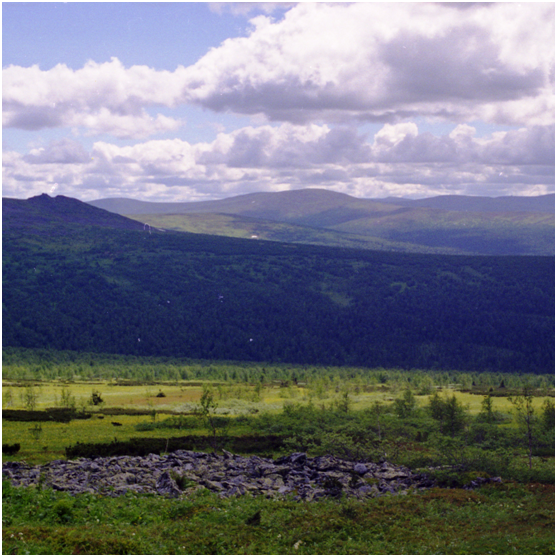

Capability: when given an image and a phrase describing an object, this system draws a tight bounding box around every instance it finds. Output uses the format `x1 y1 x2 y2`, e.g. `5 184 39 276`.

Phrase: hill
90 190 555 255
3 194 146 234
2 193 554 373
128 212 464 254
380 193 555 213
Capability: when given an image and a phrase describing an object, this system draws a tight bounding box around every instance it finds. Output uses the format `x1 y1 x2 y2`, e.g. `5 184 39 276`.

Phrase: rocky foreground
2 451 495 501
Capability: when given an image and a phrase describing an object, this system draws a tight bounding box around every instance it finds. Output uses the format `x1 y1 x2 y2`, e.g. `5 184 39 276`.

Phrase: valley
2 191 555 555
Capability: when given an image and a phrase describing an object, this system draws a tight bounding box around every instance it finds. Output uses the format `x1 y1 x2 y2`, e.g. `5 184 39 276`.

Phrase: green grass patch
2 480 554 555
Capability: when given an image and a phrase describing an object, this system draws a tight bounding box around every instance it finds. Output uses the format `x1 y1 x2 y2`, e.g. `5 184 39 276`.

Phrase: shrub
2 409 91 422
65 434 285 459
52 499 74 523
2 443 20 456
169 470 196 490
90 390 104 406
540 399 555 431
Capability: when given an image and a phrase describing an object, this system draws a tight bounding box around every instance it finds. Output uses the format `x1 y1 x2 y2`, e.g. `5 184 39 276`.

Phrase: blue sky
3 2 554 202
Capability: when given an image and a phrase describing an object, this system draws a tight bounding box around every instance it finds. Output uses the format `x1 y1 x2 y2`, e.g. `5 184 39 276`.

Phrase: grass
2 480 554 555
5 380 544 414
3 380 552 466
3 369 554 554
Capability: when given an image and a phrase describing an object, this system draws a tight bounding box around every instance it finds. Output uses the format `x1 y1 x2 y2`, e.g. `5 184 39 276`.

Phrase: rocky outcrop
2 451 489 500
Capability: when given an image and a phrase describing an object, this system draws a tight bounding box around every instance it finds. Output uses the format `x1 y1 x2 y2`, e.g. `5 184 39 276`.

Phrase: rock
354 463 367 475
380 470 409 480
290 453 307 466
203 480 225 491
156 471 181 497
2 451 450 501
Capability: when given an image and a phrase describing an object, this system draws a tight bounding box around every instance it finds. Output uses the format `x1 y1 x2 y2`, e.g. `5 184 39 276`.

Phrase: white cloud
23 138 91 164
3 59 184 138
370 123 555 166
209 3 297 16
181 3 555 126
3 3 553 141
3 123 553 201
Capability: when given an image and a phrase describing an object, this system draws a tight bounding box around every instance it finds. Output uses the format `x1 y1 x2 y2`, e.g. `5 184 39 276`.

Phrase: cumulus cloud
182 3 554 126
23 138 91 165
3 3 553 139
209 3 297 16
370 123 555 166
3 59 184 138
3 123 553 201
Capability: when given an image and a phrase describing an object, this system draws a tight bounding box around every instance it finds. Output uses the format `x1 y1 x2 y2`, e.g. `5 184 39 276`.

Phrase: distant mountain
90 189 556 216
379 194 555 213
3 194 145 234
130 212 465 255
90 189 555 255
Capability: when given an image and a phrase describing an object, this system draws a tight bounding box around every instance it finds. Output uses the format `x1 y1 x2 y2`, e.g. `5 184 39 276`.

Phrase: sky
2 2 555 202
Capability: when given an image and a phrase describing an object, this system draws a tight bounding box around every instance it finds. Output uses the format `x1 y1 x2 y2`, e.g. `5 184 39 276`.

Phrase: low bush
2 443 21 455
2 409 91 422
65 434 286 459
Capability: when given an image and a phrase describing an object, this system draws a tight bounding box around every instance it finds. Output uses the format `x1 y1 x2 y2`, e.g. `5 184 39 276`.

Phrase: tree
22 385 39 410
393 388 417 419
540 399 555 431
197 385 224 451
57 388 76 410
478 394 496 423
508 386 537 470
428 392 468 437
90 390 104 406
2 388 14 408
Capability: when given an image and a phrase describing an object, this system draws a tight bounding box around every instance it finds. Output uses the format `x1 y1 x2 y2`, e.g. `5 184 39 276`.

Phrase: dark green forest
3 209 554 372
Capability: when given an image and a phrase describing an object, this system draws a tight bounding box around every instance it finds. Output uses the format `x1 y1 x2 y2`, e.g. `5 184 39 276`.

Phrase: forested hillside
3 195 554 373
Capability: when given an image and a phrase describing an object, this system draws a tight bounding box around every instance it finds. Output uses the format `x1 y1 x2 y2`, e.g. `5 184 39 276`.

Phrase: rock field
2 451 495 500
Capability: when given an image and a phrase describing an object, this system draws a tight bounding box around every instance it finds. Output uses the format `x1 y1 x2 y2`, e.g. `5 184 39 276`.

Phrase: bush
65 434 286 459
393 388 417 419
427 469 492 489
2 443 21 456
2 409 91 422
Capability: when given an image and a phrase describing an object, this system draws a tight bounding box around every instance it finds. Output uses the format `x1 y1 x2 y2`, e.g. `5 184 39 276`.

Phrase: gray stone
354 463 367 475
5 450 485 501
156 471 181 497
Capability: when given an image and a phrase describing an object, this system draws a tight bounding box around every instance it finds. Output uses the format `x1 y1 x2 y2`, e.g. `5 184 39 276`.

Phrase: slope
3 194 554 373
4 194 146 235
90 189 554 255
132 212 464 254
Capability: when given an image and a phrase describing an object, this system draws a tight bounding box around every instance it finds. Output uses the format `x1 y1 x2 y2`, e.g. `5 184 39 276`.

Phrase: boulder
156 470 181 497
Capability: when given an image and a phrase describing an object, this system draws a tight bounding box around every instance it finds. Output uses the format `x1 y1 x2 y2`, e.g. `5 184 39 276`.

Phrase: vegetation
3 480 554 555
2 194 554 554
3 218 554 373
90 188 555 255
2 356 554 555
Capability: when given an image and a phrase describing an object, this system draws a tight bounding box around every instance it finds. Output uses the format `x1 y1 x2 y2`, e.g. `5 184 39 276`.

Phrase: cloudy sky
3 2 555 202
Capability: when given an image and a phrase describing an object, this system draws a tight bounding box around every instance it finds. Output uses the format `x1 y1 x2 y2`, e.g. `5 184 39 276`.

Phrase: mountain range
89 189 555 256
2 193 554 373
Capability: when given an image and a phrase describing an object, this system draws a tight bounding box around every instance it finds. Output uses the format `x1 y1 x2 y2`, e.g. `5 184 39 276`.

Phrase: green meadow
2 351 555 554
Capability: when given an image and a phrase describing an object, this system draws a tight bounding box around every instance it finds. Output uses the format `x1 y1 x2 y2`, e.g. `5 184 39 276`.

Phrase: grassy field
3 480 554 555
2 379 553 466
2 357 554 555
